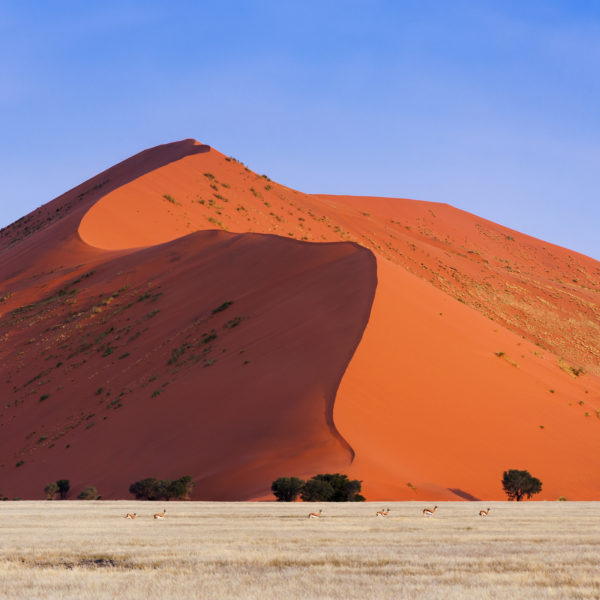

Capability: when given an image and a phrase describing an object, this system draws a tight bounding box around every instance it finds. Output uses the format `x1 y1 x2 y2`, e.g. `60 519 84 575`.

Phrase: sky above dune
1 0 599 259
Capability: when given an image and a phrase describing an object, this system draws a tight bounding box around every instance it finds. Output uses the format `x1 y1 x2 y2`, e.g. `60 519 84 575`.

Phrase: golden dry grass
0 501 599 599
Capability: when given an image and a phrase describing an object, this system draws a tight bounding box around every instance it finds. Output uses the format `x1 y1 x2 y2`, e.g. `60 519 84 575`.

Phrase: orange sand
1 139 599 500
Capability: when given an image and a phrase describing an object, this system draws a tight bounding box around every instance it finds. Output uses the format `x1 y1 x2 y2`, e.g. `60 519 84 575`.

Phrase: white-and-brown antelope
479 507 491 517
422 505 437 517
376 508 390 517
125 512 137 520
153 508 167 520
308 509 322 519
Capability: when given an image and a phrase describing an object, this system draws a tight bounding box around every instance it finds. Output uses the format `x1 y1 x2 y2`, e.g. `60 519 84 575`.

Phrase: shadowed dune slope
2 138 599 500
0 231 375 499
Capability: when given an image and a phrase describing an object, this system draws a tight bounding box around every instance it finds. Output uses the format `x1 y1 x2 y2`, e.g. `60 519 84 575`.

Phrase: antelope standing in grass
308 509 322 519
479 507 491 517
153 508 167 520
376 508 390 517
125 512 137 520
422 505 437 517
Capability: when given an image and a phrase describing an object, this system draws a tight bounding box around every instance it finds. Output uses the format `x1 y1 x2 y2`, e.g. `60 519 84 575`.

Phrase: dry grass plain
0 501 599 599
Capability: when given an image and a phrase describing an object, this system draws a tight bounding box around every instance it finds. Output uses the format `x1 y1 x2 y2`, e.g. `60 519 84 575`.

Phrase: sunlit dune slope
1 138 599 500
337 258 600 501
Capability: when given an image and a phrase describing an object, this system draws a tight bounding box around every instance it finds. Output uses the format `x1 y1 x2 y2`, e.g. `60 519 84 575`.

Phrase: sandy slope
78 147 600 376
1 139 599 500
0 140 376 500
0 230 375 500
337 258 600 500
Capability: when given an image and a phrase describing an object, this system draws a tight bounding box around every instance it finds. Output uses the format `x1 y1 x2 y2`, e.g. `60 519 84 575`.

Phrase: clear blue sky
2 0 599 259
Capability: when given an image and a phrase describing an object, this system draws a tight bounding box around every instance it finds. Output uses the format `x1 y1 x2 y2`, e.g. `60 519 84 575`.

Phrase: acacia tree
301 478 334 502
300 474 365 502
271 477 305 501
129 476 195 500
167 475 194 500
502 469 542 501
129 478 161 500
56 479 70 500
77 486 100 500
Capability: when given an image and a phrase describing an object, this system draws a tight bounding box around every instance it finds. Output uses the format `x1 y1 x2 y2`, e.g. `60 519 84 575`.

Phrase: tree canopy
300 473 364 502
44 482 59 500
502 469 542 501
271 477 305 501
77 486 100 500
129 476 194 500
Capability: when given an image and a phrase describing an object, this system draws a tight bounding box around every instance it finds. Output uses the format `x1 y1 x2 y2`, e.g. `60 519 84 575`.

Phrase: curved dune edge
75 145 380 484
2 138 599 500
77 145 226 250
0 228 377 499
336 258 600 500
75 140 600 499
77 144 600 380
0 139 379 499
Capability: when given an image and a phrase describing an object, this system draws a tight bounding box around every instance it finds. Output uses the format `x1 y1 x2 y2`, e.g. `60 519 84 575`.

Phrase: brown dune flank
1 139 599 500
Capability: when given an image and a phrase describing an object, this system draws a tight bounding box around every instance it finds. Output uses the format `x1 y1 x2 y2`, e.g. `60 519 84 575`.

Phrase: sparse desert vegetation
128 476 194 500
0 501 599 599
271 473 364 502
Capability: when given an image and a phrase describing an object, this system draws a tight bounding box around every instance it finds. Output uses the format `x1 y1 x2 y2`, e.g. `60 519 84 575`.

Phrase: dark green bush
57 479 70 500
271 477 305 501
44 482 59 500
77 486 100 500
129 476 194 500
300 474 364 502
168 475 194 500
300 478 334 502
212 301 233 314
44 479 70 499
129 478 161 500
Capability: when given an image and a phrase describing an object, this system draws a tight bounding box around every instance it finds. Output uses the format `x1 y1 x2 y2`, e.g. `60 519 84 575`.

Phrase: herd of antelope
308 506 491 519
124 506 492 521
125 508 166 520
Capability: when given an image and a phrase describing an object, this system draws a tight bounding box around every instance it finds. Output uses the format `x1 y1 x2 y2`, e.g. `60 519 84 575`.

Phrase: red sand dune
1 139 599 500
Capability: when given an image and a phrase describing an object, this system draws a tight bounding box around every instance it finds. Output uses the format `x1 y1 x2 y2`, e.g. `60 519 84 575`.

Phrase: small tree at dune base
167 475 194 500
502 469 542 501
77 486 100 500
44 480 69 500
129 476 195 500
271 477 305 501
56 479 70 500
300 474 365 502
301 478 334 502
44 482 59 500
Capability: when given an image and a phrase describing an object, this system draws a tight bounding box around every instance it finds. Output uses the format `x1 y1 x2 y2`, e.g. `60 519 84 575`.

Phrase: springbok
308 509 322 519
125 512 137 520
422 505 437 517
376 508 390 517
153 508 167 520
479 507 491 517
